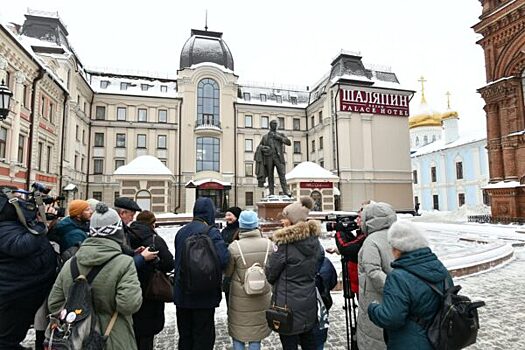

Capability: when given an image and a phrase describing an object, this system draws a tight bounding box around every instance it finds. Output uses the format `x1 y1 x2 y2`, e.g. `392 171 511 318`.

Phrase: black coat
266 220 323 335
129 221 174 336
0 221 57 304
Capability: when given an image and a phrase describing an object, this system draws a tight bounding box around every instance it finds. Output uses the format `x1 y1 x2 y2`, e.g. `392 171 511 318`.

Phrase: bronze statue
255 120 291 196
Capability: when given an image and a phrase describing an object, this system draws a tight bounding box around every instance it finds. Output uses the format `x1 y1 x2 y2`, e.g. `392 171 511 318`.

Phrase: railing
468 215 525 225
195 118 221 130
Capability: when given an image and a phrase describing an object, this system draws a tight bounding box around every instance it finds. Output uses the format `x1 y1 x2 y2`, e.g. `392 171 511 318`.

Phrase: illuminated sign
339 88 410 116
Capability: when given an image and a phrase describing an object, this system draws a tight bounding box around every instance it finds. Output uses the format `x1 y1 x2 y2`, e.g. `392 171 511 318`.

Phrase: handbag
266 246 293 333
144 234 174 302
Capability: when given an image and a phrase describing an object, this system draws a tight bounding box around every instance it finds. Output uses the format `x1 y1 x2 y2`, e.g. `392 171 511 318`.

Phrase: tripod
341 257 359 350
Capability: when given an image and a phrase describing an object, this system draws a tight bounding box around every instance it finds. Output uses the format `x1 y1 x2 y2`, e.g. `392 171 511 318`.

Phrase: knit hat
226 206 242 220
86 198 99 211
282 196 313 224
387 221 429 253
89 202 124 243
239 210 259 229
136 210 156 225
69 200 90 218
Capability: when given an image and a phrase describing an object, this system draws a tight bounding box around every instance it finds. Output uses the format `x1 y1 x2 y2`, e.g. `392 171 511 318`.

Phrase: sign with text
300 182 333 189
339 88 410 116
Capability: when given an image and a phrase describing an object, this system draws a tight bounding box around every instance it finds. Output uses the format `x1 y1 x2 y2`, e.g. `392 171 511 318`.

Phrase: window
81 157 84 172
38 142 43 170
245 163 254 177
94 133 104 147
92 191 102 201
276 95 282 103
120 82 128 91
278 117 285 130
413 170 418 184
415 136 420 147
456 161 463 180
116 133 126 148
196 137 220 172
260 94 267 102
17 135 25 164
432 135 436 142
100 80 109 89
82 130 85 144
243 92 251 101
261 116 269 129
141 84 150 91
483 191 490 206
431 166 437 182
458 193 465 206
95 106 106 120
245 115 253 128
433 194 439 210
0 127 7 159
138 108 148 122
158 109 167 123
49 103 54 124
22 85 29 108
424 135 428 144
197 79 220 127
41 96 46 117
46 146 52 173
312 140 316 152
157 135 167 149
290 96 297 105
75 125 79 140
93 159 104 174
245 139 253 152
310 116 315 128
117 107 127 121
137 134 147 148
115 159 125 170
293 118 300 131
245 191 254 206
74 155 78 171
319 136 323 150
160 85 167 93
293 141 301 154
319 111 323 124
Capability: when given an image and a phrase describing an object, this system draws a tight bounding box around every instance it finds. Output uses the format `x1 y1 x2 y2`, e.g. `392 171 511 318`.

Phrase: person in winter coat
50 199 92 252
221 206 242 305
173 197 230 350
48 202 143 350
0 187 57 350
368 221 452 350
129 211 174 350
313 257 338 350
224 210 272 350
357 201 397 350
266 196 323 350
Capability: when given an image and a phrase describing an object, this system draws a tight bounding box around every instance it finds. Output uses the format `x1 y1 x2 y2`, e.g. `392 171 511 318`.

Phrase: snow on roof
185 178 231 187
188 61 235 74
90 74 179 98
411 133 486 157
114 155 173 175
508 129 525 137
482 181 522 189
286 161 339 180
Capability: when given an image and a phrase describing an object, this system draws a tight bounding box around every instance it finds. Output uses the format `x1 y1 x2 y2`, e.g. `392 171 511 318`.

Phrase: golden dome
441 110 459 121
408 113 442 129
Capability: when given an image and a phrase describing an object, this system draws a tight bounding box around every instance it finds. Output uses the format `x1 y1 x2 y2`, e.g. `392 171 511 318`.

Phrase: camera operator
0 185 57 350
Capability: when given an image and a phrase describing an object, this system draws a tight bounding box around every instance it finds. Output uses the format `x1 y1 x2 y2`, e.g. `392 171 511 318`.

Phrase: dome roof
409 100 442 129
180 29 234 71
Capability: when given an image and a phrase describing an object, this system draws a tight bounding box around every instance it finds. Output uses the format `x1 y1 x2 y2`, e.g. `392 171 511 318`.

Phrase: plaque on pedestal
256 195 294 233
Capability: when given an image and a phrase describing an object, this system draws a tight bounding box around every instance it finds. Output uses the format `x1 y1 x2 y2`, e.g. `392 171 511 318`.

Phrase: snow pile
286 161 339 180
114 155 173 175
412 204 491 223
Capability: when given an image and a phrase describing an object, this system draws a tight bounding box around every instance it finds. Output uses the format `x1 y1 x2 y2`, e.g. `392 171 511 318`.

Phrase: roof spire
205 9 208 31
418 75 427 104
445 91 452 109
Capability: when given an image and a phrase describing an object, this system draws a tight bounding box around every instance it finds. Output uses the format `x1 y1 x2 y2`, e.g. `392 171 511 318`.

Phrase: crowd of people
0 184 452 350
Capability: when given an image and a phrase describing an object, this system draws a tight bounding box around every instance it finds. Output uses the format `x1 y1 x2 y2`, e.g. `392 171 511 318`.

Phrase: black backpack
180 225 222 294
408 274 485 350
44 255 118 350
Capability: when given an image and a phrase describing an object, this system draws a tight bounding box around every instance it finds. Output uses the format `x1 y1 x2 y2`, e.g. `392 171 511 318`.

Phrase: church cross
445 91 452 109
418 76 427 103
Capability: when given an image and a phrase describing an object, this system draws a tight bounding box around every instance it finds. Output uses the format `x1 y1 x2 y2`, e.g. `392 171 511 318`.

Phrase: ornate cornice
478 77 521 103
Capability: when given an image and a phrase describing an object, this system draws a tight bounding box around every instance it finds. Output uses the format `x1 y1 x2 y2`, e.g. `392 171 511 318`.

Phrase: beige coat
224 229 272 342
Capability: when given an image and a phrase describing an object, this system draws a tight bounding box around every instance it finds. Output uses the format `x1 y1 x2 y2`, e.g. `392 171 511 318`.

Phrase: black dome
180 29 234 71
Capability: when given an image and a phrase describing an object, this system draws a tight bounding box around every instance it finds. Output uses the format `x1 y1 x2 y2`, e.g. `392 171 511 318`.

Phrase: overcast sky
2 0 487 136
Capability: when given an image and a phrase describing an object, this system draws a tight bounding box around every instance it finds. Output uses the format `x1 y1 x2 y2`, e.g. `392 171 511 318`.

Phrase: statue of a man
255 120 291 196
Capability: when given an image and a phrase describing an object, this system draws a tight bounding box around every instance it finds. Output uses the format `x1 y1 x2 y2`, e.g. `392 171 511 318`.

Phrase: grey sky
1 0 487 136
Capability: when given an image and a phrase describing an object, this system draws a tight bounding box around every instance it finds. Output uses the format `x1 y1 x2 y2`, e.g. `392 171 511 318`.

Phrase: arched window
136 190 152 211
197 78 220 126
196 137 220 172
423 135 428 144
432 135 436 142
415 136 420 146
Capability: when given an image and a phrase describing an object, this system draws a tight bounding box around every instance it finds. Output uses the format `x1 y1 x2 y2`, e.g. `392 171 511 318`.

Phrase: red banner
199 182 224 190
339 88 409 116
300 182 333 189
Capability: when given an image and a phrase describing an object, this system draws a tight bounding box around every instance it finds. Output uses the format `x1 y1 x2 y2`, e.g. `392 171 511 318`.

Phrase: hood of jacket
55 216 89 234
272 220 321 255
75 236 123 267
193 197 216 226
361 202 397 235
391 247 449 284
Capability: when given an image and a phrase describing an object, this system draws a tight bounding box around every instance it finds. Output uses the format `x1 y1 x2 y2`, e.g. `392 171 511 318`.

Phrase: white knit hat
387 220 429 253
89 202 123 241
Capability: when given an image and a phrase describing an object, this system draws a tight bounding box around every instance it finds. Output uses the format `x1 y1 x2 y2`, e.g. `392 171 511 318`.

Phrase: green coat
224 229 272 342
48 237 143 350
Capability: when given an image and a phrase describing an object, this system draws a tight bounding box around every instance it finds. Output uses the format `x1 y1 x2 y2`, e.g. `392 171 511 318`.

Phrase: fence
468 215 525 225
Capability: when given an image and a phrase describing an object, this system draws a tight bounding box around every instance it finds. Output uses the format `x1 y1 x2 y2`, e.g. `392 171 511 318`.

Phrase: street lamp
0 80 13 121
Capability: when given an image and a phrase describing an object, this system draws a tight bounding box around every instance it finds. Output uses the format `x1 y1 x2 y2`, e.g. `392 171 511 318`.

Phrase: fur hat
68 200 90 218
239 210 259 229
226 206 242 220
136 210 156 225
90 202 124 244
282 196 313 225
387 220 429 253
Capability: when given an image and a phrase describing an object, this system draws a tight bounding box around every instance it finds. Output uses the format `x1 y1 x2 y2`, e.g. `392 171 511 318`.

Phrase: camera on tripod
325 214 359 233
28 182 66 220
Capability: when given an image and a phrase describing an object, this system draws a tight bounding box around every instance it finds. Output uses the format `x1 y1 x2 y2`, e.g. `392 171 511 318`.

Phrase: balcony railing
195 118 221 131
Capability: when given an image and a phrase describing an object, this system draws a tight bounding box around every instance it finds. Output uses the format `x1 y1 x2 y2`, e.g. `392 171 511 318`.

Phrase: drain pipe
174 99 183 213
26 68 45 190
85 93 95 199
58 91 69 192
233 102 238 206
334 83 341 180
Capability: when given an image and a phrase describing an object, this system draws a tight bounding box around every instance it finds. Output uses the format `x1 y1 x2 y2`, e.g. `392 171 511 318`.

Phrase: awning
63 184 77 191
185 178 232 190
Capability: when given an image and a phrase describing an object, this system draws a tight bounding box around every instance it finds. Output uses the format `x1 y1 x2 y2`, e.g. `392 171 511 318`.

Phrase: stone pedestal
256 201 289 221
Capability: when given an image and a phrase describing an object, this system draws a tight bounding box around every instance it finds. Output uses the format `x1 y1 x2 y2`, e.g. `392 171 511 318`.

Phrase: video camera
325 214 359 234
26 183 66 220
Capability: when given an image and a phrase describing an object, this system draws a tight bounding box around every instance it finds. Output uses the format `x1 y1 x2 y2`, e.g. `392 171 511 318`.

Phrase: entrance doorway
197 189 228 215
136 190 152 211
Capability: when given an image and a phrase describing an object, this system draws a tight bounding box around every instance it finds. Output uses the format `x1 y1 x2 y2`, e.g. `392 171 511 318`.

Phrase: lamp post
0 80 13 121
